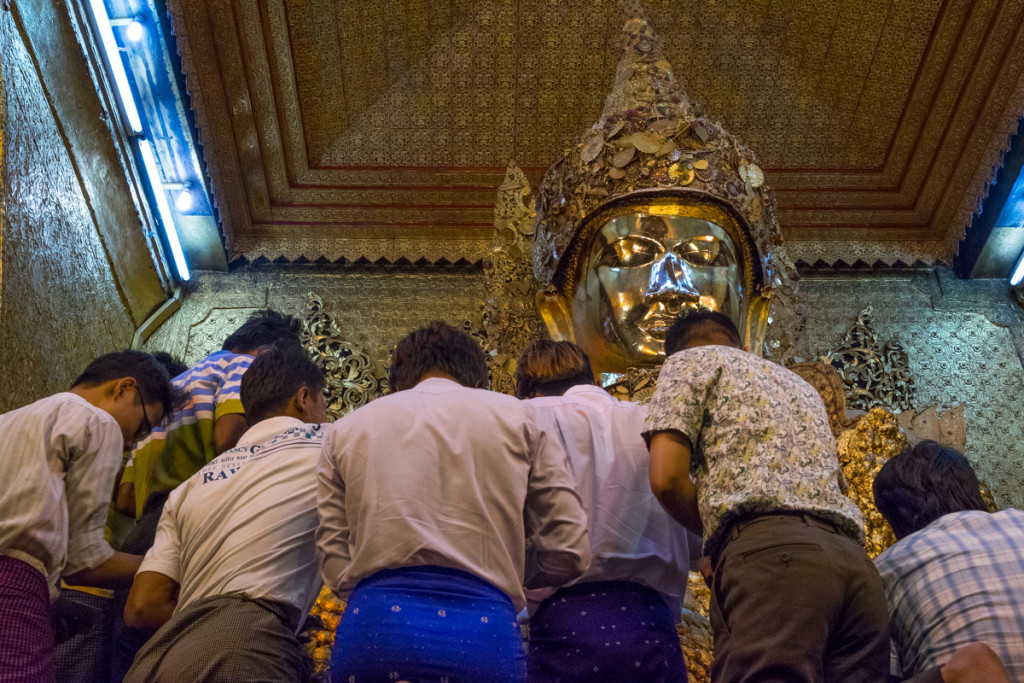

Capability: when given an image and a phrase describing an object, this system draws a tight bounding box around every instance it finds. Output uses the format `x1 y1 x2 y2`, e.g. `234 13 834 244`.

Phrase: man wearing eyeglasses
0 350 178 682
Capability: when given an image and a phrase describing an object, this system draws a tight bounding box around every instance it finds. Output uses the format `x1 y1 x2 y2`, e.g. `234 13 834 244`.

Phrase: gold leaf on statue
656 140 676 156
648 119 677 136
668 163 694 185
632 133 663 154
581 134 604 163
612 147 636 167
746 163 765 187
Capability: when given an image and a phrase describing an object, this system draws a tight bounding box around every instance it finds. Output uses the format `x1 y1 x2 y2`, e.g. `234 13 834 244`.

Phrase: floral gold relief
837 408 905 559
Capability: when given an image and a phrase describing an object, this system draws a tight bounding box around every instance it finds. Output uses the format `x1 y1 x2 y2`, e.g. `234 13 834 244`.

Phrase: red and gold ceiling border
165 1 1024 267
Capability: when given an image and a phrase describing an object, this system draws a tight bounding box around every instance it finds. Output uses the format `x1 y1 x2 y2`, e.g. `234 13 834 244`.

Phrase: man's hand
940 642 1009 683
115 482 136 517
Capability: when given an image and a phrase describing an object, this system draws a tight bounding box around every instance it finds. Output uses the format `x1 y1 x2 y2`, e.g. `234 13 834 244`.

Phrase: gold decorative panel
165 0 1024 267
143 269 486 371
300 293 387 419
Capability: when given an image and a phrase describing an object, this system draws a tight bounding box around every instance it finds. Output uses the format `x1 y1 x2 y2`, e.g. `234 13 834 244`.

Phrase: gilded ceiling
166 0 1024 268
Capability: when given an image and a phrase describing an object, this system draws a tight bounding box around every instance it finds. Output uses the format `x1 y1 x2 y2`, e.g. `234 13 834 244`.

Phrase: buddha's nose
647 252 697 300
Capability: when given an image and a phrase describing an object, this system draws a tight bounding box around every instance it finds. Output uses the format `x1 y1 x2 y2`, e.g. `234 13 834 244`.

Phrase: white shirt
140 416 325 631
317 377 591 611
0 393 122 597
526 385 693 613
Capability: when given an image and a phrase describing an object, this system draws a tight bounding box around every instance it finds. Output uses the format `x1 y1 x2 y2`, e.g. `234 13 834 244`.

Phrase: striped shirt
874 509 1024 679
0 393 122 597
122 351 252 518
140 417 326 632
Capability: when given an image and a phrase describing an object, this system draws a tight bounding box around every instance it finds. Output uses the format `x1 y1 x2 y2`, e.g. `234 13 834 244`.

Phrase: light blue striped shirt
874 509 1024 678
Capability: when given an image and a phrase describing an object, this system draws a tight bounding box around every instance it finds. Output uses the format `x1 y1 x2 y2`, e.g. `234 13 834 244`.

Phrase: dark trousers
124 594 309 683
53 589 113 683
529 580 687 683
113 492 169 681
709 513 890 683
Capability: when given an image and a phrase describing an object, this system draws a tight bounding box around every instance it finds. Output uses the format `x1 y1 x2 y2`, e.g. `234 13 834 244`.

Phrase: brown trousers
709 513 890 683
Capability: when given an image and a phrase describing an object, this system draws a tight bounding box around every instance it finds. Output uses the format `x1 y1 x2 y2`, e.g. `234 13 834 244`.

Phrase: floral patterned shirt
643 344 864 558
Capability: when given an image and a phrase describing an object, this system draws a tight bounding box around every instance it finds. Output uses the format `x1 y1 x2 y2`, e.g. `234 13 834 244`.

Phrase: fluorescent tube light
1011 251 1024 286
88 0 143 133
139 140 190 281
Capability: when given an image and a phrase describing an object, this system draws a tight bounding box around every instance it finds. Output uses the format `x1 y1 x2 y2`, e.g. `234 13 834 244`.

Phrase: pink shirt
316 377 591 611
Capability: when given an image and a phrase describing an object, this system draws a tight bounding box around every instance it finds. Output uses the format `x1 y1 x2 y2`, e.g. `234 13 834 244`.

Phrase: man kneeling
516 340 695 682
873 441 1021 682
644 311 890 682
123 342 329 683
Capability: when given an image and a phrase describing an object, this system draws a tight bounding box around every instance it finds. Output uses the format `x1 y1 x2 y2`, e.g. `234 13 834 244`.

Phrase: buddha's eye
597 237 661 268
675 237 733 267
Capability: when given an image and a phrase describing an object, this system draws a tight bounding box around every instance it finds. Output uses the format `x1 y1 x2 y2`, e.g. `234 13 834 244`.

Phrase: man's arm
648 430 703 536
212 413 248 455
63 416 134 585
522 416 591 590
64 551 142 588
316 436 353 594
124 492 183 629
895 643 1010 683
115 482 136 517
124 571 180 630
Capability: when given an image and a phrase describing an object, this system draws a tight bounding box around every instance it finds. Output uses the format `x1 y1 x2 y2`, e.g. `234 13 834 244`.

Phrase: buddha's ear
743 294 772 357
535 287 576 342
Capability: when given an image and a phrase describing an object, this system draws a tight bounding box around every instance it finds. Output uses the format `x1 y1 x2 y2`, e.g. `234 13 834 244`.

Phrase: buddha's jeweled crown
533 0 791 296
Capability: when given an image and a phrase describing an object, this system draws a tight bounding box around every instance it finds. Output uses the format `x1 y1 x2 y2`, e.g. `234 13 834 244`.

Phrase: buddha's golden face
565 213 744 371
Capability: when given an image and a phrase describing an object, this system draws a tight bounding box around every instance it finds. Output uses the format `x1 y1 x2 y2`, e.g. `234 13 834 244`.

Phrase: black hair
221 309 302 354
515 340 595 399
151 351 188 379
873 440 989 539
239 342 325 424
388 321 489 391
71 350 179 416
664 309 742 356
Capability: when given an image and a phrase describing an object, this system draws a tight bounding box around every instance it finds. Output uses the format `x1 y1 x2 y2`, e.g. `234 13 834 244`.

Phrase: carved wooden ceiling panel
167 0 1024 267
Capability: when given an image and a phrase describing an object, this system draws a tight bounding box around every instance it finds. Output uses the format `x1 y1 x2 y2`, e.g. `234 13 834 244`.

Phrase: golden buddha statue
529 0 801 379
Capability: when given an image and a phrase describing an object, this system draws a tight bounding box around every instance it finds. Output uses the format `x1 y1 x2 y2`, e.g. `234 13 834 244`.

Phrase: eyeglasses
135 389 154 443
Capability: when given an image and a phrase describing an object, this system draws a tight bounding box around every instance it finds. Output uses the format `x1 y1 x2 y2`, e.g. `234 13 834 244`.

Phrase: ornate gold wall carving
820 306 914 413
144 269 486 371
145 268 1024 513
483 162 545 395
300 293 387 419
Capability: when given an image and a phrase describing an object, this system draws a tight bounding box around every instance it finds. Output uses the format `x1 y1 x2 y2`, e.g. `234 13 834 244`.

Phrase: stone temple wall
0 0 170 413
799 270 1024 510
144 266 1024 509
